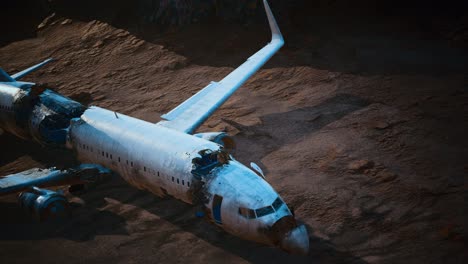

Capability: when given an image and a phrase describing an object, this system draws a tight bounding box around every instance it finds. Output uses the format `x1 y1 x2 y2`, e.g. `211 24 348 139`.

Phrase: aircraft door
212 194 223 225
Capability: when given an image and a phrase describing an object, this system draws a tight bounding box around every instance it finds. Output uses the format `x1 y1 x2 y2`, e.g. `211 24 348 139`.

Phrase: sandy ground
0 13 467 264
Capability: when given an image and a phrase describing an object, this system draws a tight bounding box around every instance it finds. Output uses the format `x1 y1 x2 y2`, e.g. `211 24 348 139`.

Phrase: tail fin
0 68 14 82
10 58 53 81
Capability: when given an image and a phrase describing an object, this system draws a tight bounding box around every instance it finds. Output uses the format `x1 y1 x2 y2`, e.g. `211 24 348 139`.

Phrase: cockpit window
238 196 285 219
272 197 284 211
255 205 274 218
238 207 256 219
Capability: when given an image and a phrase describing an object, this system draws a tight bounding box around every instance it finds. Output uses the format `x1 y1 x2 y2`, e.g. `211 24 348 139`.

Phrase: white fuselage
68 106 221 204
67 106 301 247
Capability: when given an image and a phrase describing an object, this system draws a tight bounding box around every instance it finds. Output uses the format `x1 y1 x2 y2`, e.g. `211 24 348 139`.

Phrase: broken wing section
157 0 284 134
0 164 111 196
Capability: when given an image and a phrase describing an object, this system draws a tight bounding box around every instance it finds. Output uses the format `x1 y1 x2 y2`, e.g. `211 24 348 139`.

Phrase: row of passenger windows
77 142 191 187
0 104 13 111
238 197 284 219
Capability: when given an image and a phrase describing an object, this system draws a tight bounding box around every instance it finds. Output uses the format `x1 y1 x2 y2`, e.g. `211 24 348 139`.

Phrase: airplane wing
0 164 111 196
10 58 53 81
157 0 284 134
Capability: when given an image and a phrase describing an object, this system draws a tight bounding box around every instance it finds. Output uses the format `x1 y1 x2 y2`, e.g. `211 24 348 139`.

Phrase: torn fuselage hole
191 149 230 178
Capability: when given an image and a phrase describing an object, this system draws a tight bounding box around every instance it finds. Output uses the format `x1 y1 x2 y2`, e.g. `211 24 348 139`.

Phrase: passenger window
144 167 146 172
157 172 160 177
102 151 104 156
172 177 174 182
187 182 190 187
110 154 112 159
131 162 133 167
118 157 120 162
106 152 108 158
177 179 179 184
182 180 185 185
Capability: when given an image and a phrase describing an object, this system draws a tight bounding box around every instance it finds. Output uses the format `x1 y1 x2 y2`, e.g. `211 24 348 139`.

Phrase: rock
374 121 389 130
62 60 72 66
351 207 362 219
93 40 104 48
378 170 398 183
37 13 56 30
61 19 73 25
348 159 374 173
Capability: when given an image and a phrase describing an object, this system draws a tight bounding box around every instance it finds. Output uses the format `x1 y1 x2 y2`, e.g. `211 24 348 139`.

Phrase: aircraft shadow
0 197 129 242
0 172 364 262
227 93 370 166
0 134 77 172
99 177 366 264
36 0 468 75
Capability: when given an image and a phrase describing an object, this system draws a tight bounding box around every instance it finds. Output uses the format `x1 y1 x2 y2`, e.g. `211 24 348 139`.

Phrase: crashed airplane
0 0 309 255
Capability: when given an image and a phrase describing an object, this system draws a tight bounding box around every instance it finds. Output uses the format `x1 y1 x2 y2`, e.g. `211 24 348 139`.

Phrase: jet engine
194 132 236 152
18 187 70 221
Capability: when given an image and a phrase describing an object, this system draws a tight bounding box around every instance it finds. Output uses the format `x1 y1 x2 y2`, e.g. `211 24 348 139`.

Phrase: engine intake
18 187 70 221
194 132 236 152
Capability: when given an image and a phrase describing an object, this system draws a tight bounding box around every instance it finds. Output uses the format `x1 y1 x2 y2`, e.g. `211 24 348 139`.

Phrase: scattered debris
61 19 73 25
37 13 56 30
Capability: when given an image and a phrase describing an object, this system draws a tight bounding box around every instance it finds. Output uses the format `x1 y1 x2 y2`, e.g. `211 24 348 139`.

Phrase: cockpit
238 196 284 219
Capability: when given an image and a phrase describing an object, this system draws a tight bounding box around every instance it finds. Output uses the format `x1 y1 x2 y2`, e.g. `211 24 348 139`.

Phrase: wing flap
157 0 283 134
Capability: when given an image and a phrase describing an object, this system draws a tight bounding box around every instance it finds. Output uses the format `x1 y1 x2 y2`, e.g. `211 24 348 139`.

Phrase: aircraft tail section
0 68 14 82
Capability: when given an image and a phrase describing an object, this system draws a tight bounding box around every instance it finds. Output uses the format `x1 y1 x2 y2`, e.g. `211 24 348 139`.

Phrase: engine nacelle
193 132 236 152
18 187 70 221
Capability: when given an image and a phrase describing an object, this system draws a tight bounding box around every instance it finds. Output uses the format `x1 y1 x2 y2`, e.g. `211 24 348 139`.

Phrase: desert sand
0 4 467 263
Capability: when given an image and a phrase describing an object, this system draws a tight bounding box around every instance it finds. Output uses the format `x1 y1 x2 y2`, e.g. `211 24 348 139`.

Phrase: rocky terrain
0 1 467 263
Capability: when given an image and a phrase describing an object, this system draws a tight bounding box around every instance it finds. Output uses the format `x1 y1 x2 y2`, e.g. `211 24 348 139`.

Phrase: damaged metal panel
29 89 85 145
0 164 111 196
0 83 85 145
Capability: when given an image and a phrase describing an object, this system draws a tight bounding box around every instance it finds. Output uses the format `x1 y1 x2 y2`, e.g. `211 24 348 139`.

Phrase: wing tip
263 0 284 44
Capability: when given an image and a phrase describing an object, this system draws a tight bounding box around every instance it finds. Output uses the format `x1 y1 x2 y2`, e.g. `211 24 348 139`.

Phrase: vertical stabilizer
0 68 14 82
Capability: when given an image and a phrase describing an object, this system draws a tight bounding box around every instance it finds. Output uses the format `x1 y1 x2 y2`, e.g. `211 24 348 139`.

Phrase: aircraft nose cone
280 224 309 255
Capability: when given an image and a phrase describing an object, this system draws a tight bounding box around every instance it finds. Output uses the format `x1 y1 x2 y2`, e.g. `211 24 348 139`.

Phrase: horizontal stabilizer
11 58 53 81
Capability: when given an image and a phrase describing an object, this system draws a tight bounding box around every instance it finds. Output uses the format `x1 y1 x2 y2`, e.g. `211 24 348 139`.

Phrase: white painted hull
68 106 221 204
